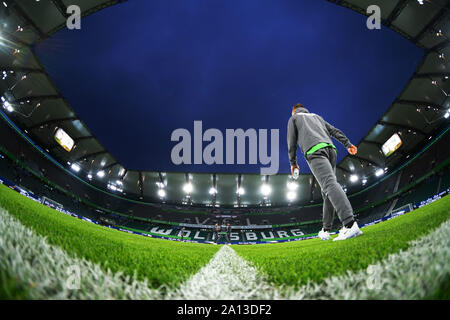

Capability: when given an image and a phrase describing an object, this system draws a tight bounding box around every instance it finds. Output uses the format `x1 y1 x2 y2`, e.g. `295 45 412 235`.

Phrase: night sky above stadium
34 0 423 174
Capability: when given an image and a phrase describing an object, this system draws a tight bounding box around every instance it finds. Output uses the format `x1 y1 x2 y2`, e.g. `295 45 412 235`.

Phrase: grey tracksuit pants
306 147 354 229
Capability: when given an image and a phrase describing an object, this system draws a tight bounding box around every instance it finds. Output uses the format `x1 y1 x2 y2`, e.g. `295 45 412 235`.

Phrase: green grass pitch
233 194 450 289
0 184 219 290
0 183 449 299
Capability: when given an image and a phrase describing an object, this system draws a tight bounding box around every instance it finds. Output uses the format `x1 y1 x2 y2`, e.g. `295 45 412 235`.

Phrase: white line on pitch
165 245 283 300
2 205 449 300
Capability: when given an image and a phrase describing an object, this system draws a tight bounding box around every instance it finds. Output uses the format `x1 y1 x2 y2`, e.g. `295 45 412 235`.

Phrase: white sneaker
318 229 330 240
333 222 362 241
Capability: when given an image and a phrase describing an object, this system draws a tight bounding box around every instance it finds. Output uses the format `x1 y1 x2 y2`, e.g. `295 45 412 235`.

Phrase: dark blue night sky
34 0 423 174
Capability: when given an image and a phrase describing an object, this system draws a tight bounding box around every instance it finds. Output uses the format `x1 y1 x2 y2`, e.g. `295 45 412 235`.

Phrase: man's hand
291 164 299 175
348 145 358 155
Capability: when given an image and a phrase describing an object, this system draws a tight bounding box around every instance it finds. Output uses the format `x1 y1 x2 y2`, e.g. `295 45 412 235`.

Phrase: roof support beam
158 172 164 183
48 143 63 152
378 120 428 136
0 67 45 74
138 171 144 199
10 0 48 40
28 117 78 130
413 73 450 80
14 95 61 104
394 148 407 158
236 174 242 207
51 0 70 19
337 165 352 174
121 169 128 179
74 135 94 142
396 99 445 110
385 0 410 27
349 155 382 168
73 150 108 163
0 28 31 47
102 162 118 171
211 173 217 206
361 139 383 148
429 39 450 53
309 175 316 203
413 3 450 44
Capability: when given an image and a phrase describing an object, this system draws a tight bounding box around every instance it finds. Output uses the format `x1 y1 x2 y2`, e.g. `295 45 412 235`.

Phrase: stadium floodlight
2 100 13 112
287 181 298 191
417 0 424 4
157 189 166 198
156 181 165 189
107 183 122 193
97 170 105 178
445 110 450 119
5 103 13 113
87 174 93 180
286 191 296 201
209 187 217 195
260 183 271 197
349 174 359 183
236 187 245 196
362 178 368 185
116 180 123 186
70 163 81 173
375 168 384 177
183 182 193 194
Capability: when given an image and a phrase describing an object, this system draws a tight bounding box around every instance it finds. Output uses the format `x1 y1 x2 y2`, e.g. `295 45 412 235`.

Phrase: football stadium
0 0 450 303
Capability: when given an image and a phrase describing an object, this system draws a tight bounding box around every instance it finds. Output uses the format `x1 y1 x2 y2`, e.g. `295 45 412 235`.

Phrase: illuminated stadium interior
0 0 449 242
1 1 450 304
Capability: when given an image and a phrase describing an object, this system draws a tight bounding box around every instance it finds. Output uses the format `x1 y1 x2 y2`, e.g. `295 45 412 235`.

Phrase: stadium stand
1 111 449 242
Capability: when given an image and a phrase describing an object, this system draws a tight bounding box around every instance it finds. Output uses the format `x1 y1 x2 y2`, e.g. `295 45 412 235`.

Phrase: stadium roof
0 0 449 207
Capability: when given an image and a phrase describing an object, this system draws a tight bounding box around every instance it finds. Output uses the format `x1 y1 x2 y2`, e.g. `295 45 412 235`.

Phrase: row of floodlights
69 166 385 202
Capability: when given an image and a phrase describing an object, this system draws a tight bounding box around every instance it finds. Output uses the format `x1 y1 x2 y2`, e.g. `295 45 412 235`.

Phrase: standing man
180 226 186 242
287 103 362 241
213 223 221 244
225 223 232 245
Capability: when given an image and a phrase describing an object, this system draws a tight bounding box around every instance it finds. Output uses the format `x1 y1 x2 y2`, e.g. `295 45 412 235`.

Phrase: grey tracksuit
287 107 354 229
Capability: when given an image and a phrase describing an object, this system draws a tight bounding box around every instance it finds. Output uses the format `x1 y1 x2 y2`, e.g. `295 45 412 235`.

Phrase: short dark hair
292 103 305 111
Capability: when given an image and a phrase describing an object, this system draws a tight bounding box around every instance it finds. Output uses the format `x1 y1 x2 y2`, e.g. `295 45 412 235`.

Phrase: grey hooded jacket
287 107 352 166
